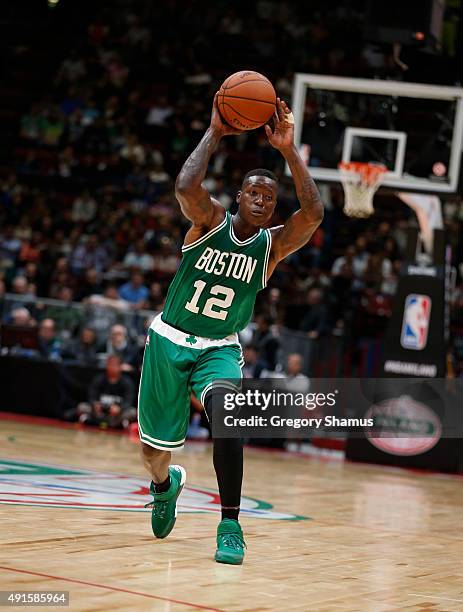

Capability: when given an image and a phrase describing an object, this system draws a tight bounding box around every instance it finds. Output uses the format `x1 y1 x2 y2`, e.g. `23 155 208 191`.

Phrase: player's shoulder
198 198 227 231
183 200 227 249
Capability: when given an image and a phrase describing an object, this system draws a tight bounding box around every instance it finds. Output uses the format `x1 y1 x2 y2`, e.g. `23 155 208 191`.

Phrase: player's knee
140 442 169 463
204 387 231 424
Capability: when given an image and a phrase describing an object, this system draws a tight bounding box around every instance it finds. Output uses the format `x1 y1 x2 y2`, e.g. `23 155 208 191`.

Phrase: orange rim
338 162 387 186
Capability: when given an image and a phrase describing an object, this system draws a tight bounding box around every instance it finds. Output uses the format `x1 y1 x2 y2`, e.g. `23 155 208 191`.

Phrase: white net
339 162 387 218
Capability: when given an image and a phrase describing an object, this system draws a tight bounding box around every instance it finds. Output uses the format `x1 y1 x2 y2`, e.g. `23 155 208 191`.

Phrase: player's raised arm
265 98 324 265
175 93 241 229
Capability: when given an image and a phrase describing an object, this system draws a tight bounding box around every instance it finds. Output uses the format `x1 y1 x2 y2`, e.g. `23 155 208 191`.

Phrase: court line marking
408 594 463 604
0 566 226 612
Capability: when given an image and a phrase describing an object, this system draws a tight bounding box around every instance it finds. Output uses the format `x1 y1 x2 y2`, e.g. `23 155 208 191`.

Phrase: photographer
75 354 136 428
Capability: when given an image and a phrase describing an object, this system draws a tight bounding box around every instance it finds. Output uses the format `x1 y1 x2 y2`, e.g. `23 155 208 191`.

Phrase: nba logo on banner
400 294 432 350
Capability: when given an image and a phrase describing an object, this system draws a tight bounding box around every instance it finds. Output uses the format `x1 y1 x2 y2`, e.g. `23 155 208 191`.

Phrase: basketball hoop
338 162 387 218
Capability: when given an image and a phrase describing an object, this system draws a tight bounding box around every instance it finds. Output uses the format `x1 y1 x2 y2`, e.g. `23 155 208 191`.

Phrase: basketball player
139 95 323 564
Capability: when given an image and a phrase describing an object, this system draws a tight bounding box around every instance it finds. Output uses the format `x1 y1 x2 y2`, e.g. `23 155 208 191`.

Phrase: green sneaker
145 465 186 539
215 519 246 565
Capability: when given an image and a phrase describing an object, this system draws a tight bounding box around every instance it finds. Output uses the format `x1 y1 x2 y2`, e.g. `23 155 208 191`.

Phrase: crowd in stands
1 0 463 400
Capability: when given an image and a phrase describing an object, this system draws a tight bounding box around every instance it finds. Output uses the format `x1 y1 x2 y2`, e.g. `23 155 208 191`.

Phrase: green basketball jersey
162 211 271 339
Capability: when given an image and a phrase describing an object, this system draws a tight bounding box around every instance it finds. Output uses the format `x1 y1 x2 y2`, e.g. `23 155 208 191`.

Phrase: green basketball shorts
138 314 243 451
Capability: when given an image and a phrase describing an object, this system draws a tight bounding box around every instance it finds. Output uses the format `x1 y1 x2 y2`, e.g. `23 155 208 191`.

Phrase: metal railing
1 293 383 376
0 293 158 343
276 327 382 378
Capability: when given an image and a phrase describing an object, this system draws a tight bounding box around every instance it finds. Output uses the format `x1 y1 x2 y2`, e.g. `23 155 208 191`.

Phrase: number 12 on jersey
185 280 235 320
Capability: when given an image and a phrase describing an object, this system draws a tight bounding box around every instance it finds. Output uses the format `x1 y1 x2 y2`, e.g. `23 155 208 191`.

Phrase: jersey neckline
228 212 263 246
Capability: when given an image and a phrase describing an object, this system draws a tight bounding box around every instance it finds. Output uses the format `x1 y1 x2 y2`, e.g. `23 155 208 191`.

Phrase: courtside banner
209 378 462 441
380 266 447 378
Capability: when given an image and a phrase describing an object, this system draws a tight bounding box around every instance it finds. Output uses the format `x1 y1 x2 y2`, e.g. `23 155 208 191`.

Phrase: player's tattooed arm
175 127 222 227
175 93 241 229
265 98 324 265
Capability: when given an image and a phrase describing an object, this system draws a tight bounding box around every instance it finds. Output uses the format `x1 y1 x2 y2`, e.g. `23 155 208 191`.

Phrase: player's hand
265 98 294 150
210 92 243 137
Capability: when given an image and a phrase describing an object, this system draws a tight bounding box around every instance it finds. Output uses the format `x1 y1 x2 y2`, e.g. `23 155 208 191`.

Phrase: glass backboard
291 74 463 193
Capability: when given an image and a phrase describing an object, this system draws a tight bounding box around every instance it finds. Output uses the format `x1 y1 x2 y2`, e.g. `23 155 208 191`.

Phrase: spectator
298 267 331 293
299 288 328 339
122 239 154 272
120 135 146 166
38 318 62 360
145 95 173 127
118 271 149 307
363 253 392 291
56 51 86 84
148 159 171 185
41 108 65 147
71 190 97 223
151 237 180 280
49 257 74 298
75 267 102 301
332 245 366 278
126 15 151 49
70 234 109 276
18 232 43 265
284 353 310 393
98 323 138 370
0 225 21 269
14 216 32 241
252 315 280 376
22 262 42 292
266 287 284 322
6 276 36 320
242 344 259 378
106 53 129 89
62 326 98 366
10 306 36 327
73 355 136 428
354 235 369 265
41 286 83 338
19 105 44 143
147 281 164 311
84 284 128 340
11 276 31 296
381 259 401 295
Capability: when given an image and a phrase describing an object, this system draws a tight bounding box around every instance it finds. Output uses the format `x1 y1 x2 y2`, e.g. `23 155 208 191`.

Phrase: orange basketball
218 71 276 131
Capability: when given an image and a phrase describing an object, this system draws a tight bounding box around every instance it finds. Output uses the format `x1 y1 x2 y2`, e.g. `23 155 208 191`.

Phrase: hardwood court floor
1 417 463 612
